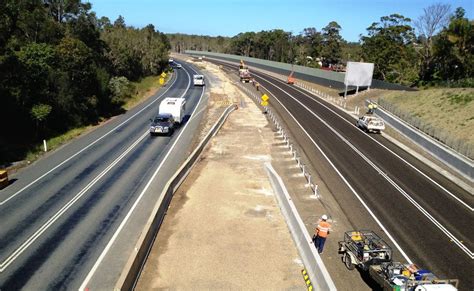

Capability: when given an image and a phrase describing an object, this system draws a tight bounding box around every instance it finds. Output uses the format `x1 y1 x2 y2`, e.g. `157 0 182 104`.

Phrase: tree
108 76 133 106
321 21 343 66
361 14 418 85
414 3 451 81
431 7 474 82
31 103 52 138
113 15 125 29
229 32 255 57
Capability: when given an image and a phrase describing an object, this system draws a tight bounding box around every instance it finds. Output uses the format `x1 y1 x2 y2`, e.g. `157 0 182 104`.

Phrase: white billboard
344 62 374 87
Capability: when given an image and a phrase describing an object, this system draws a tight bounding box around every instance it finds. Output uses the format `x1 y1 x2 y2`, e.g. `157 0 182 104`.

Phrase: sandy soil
135 60 305 290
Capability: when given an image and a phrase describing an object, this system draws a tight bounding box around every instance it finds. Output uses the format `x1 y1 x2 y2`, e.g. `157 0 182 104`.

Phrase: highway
212 59 473 290
0 61 207 290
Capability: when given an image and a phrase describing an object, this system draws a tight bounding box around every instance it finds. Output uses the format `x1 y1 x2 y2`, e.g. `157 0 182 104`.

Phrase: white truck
357 115 385 133
193 74 205 86
150 97 186 136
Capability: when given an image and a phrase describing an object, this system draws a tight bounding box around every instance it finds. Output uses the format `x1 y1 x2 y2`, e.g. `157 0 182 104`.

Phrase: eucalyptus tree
361 14 418 85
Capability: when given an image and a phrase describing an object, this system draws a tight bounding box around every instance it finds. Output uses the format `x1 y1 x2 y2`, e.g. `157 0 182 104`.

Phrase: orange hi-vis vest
316 221 331 238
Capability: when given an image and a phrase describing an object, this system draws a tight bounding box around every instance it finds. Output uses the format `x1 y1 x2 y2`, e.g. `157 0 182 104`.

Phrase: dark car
150 113 175 136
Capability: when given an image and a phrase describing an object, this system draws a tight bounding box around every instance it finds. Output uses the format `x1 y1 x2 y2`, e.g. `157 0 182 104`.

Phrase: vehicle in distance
169 58 174 63
193 74 205 86
357 115 385 133
175 63 182 69
150 114 175 136
239 60 251 83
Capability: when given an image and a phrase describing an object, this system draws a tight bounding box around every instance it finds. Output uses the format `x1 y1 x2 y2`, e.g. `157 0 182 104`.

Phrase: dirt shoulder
135 60 305 290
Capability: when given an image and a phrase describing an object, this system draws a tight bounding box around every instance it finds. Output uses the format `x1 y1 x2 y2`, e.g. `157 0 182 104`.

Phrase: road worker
368 103 374 114
313 214 331 254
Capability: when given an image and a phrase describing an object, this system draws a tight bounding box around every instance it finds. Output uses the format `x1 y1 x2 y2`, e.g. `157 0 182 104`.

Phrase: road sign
161 72 167 78
159 77 164 85
261 94 269 101
261 100 268 106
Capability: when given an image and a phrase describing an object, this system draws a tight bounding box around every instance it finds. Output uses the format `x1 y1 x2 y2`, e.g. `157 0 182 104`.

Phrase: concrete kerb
114 104 237 291
265 162 336 291
374 104 474 186
294 80 473 194
226 56 473 195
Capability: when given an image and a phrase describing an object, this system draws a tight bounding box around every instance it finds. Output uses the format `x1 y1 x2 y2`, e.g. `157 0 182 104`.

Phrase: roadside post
160 72 166 86
261 93 269 114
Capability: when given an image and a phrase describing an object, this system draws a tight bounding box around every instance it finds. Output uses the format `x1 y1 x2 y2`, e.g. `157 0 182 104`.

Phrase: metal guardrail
185 50 414 91
265 163 337 291
375 105 473 181
115 104 238 290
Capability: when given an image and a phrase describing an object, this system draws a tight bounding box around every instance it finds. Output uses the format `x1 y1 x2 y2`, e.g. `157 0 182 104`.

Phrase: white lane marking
0 131 149 272
177 61 191 98
78 67 206 290
266 72 473 211
258 75 473 259
253 79 414 263
0 74 179 206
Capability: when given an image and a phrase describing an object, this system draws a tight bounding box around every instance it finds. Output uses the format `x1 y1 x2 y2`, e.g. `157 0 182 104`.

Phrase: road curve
212 59 473 290
0 62 207 290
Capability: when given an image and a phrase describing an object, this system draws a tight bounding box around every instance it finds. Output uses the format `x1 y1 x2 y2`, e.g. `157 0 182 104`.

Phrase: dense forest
168 4 473 87
0 0 170 162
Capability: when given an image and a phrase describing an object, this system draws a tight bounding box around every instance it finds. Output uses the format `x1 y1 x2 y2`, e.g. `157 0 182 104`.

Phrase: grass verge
378 88 474 159
3 74 170 170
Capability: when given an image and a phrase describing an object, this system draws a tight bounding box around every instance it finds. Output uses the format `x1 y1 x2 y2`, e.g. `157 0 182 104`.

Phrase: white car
175 63 182 69
357 115 385 133
193 74 205 86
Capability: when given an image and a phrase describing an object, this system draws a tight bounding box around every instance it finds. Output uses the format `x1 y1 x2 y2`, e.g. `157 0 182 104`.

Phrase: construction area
136 61 306 290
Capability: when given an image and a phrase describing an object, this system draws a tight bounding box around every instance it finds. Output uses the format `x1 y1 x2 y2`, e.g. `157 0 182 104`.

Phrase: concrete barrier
265 163 337 291
185 50 414 91
375 106 473 182
115 105 237 290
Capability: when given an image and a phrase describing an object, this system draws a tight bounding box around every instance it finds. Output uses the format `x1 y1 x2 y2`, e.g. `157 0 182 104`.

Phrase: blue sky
88 0 473 42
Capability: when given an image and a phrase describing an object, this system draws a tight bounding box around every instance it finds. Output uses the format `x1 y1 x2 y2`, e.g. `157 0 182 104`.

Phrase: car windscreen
154 116 170 122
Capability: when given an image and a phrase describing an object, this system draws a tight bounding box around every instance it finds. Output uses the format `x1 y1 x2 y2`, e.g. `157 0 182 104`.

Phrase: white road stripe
252 78 413 264
0 131 149 272
286 79 473 212
78 63 206 290
258 75 473 259
0 74 179 206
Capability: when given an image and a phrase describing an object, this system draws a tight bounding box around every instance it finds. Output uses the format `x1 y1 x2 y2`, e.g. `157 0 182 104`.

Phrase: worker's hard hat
321 214 328 220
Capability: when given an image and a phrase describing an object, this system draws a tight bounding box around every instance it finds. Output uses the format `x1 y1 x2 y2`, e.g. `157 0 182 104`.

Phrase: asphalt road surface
212 59 473 290
0 61 207 290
